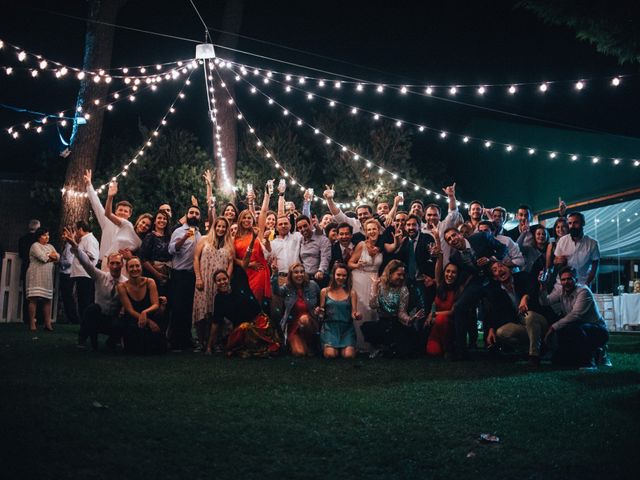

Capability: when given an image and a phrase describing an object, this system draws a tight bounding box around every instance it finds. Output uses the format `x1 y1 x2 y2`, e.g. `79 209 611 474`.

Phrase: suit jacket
449 231 508 280
395 232 436 280
506 224 538 243
485 271 541 330
329 242 354 273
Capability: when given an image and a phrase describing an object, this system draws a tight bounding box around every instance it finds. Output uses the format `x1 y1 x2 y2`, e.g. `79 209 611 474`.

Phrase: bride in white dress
348 218 383 352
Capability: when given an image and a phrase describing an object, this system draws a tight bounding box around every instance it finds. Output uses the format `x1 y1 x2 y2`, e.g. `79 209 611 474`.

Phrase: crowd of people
19 168 610 368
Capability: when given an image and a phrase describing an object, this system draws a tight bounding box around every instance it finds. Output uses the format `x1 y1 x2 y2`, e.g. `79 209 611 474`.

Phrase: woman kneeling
117 257 166 354
318 263 359 359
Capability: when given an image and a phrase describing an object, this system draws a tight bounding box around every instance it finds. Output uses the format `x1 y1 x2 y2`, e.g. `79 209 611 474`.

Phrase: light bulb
571 154 578 161
449 86 457 95
425 86 433 95
611 77 620 86
477 86 485 95
549 152 557 159
508 85 516 94
484 141 491 148
463 136 469 143
528 148 536 155
539 83 548 92
575 81 584 90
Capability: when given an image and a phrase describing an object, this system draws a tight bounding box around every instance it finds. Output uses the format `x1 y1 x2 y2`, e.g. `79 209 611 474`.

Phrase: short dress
320 295 356 348
26 243 57 300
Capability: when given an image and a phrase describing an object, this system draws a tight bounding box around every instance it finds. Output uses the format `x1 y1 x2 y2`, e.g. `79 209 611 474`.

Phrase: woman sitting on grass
317 263 359 359
117 257 166 354
207 269 280 357
271 263 320 357
365 260 425 357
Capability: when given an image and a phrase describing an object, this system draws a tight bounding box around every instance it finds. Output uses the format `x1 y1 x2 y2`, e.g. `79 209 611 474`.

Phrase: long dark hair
437 262 461 300
328 262 351 292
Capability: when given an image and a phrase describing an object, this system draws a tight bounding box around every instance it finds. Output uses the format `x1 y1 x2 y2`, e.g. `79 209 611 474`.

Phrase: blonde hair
235 209 255 238
286 262 309 289
379 259 405 288
205 217 235 254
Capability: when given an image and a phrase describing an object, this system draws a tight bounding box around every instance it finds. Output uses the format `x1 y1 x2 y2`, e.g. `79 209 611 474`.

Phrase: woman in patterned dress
26 227 59 331
193 217 234 350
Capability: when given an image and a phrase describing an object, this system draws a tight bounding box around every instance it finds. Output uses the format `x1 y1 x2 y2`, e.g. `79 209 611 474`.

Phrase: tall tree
60 0 127 230
517 0 640 64
213 0 244 194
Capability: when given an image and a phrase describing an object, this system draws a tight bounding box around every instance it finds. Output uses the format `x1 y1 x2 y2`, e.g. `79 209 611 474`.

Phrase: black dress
122 281 167 354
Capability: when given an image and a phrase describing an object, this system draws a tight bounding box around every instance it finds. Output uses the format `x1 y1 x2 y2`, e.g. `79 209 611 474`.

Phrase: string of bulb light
221 57 628 97
225 63 639 169
215 68 481 211
3 73 192 140
61 71 194 197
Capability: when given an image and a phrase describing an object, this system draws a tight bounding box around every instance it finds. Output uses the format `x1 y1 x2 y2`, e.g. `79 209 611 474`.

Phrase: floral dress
192 243 232 325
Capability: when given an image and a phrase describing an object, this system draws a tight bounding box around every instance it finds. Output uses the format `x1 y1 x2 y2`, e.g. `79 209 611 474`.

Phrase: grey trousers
496 311 548 356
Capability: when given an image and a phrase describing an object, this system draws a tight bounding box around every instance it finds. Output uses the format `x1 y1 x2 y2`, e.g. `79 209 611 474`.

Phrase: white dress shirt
269 232 302 274
554 234 600 285
70 232 100 279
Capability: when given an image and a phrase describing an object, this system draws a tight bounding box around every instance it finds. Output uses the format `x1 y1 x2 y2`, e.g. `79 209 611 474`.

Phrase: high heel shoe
29 324 37 332
43 325 54 332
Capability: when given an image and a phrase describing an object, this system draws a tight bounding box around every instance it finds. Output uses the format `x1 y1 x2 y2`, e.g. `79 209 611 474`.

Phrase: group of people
20 169 610 367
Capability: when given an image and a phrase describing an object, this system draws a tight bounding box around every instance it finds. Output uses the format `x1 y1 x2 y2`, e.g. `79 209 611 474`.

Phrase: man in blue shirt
168 205 202 350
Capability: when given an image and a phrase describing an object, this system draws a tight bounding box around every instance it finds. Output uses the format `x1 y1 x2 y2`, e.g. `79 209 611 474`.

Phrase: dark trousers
361 317 422 357
123 320 167 354
74 276 95 319
59 273 80 324
452 277 485 354
80 304 119 350
168 269 196 349
553 323 609 366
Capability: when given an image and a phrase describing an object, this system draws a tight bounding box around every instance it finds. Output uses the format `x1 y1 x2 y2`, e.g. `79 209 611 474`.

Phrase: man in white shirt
553 212 599 288
64 228 127 351
268 215 303 320
70 220 100 318
422 183 463 265
540 266 608 367
84 170 141 270
322 188 372 235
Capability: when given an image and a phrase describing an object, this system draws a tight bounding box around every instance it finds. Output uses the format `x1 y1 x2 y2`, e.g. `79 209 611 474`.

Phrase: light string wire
0 38 193 81
221 57 632 139
3 66 196 139
203 59 232 189
62 69 196 197
226 63 639 168
214 65 474 210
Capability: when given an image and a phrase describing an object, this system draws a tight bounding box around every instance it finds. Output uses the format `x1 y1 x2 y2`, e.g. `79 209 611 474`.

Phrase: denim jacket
271 275 320 333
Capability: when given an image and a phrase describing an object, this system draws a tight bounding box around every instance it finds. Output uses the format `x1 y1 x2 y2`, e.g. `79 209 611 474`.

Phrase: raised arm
203 170 216 227
104 181 123 227
84 169 107 229
277 180 286 217
443 182 457 213
256 186 270 235
63 227 100 280
385 195 403 227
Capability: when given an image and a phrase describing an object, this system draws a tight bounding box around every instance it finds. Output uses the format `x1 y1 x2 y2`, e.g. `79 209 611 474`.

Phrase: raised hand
108 181 118 197
83 169 92 187
62 227 78 247
203 169 213 186
442 182 456 197
191 194 198 207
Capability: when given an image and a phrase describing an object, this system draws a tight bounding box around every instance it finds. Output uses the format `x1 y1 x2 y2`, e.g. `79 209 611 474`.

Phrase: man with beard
539 266 608 367
444 227 507 360
553 212 599 288
167 205 202 350
467 200 485 232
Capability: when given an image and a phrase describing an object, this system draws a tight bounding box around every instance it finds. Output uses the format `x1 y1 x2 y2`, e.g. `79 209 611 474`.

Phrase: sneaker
595 347 613 367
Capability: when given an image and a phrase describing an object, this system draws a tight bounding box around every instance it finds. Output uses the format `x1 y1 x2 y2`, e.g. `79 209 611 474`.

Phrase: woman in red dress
234 208 271 308
425 230 464 356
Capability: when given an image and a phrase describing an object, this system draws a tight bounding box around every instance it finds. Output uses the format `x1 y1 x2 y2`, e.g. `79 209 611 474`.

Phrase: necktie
343 247 352 263
408 238 417 280
110 278 117 298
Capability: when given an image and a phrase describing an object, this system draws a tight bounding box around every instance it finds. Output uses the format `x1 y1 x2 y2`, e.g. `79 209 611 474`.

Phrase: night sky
2 0 639 210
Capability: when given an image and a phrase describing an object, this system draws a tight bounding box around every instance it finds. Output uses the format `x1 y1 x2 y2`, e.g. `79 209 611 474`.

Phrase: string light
61 70 194 197
228 64 637 168
221 57 631 97
221 73 483 209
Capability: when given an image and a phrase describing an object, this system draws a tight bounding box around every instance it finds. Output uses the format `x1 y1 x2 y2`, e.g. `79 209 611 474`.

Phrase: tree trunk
214 0 244 195
60 0 127 231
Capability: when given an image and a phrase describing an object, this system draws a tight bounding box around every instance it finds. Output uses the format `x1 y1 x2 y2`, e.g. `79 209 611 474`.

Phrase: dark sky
1 0 639 209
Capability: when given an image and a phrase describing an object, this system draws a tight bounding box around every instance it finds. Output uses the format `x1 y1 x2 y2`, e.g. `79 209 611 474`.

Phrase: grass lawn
1 324 639 480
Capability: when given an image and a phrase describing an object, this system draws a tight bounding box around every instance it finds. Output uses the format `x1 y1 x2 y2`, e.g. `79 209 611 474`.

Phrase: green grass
1 325 639 480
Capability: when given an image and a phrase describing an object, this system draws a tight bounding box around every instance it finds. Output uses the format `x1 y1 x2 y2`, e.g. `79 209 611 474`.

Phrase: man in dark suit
329 222 359 273
506 204 538 243
395 214 436 314
444 227 507 359
485 261 549 365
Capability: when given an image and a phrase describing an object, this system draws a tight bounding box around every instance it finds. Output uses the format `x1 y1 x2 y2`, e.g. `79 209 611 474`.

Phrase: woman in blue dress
318 263 360 359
